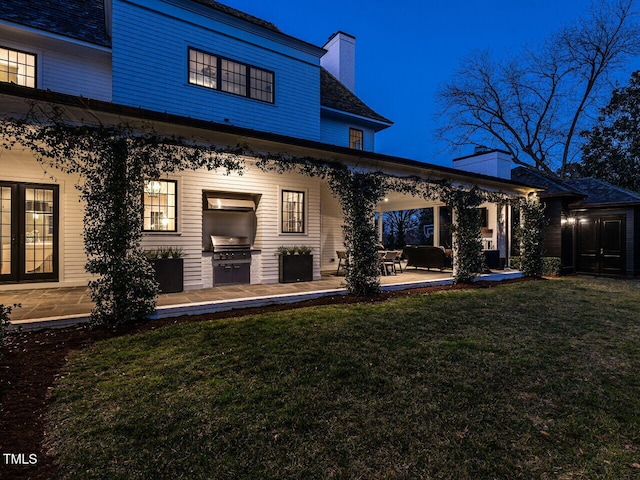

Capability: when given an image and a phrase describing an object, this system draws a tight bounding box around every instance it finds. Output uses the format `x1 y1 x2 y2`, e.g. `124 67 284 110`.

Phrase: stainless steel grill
210 235 251 285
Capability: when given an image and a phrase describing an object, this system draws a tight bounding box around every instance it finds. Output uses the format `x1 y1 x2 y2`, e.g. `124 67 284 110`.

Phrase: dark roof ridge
191 0 281 33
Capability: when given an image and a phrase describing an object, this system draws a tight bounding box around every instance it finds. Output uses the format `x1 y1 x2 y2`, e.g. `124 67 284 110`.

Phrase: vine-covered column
328 171 387 296
84 138 157 325
442 187 484 283
516 194 546 277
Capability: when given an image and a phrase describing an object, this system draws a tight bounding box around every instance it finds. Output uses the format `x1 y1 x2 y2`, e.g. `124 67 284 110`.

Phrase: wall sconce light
145 181 162 197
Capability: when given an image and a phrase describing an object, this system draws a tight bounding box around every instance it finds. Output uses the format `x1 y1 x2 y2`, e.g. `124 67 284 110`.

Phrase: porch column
497 202 507 268
377 210 384 243
451 208 458 278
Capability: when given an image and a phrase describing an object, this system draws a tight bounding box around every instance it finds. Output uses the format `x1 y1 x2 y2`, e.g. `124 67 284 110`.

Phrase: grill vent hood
204 194 256 211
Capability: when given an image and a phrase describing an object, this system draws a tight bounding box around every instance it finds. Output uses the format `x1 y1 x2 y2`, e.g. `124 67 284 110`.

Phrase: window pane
250 67 273 102
349 128 363 150
221 59 246 96
24 187 54 274
0 186 11 275
143 180 177 232
0 46 36 88
282 190 304 233
188 48 217 89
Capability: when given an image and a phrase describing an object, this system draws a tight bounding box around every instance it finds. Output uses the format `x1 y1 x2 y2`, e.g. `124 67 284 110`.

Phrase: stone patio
1 269 522 330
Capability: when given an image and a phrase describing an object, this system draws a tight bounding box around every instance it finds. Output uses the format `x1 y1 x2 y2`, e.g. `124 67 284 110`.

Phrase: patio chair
392 250 403 273
377 250 388 276
381 250 400 275
336 250 347 276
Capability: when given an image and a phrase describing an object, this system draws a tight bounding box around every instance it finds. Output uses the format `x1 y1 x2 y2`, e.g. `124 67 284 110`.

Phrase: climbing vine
1 103 245 326
327 171 388 295
441 187 485 283
515 195 546 277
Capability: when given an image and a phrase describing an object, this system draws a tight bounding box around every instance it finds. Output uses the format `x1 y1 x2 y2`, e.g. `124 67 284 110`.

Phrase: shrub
510 256 561 276
144 247 185 259
276 246 314 255
0 303 20 359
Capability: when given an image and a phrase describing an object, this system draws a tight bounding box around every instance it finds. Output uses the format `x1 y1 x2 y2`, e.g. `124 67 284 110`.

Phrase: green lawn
47 277 640 479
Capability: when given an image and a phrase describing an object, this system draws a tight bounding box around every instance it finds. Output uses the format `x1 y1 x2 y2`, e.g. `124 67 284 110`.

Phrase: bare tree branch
436 0 640 178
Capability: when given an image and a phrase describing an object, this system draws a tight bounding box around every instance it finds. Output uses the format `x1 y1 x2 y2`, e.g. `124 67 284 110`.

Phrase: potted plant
277 245 313 283
145 246 185 293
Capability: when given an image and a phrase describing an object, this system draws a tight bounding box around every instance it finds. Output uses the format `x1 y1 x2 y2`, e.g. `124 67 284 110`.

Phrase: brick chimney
453 147 513 179
321 31 356 92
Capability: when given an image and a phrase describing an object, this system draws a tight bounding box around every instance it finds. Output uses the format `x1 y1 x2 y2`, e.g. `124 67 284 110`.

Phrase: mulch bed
0 279 529 480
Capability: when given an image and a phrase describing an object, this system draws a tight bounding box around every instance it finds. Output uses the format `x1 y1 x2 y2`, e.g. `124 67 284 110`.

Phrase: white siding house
0 0 534 291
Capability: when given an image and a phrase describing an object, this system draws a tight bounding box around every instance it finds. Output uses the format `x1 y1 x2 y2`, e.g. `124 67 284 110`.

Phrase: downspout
104 0 112 39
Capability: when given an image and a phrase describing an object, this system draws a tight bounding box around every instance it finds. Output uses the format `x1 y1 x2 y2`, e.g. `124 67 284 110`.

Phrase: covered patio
3 268 521 330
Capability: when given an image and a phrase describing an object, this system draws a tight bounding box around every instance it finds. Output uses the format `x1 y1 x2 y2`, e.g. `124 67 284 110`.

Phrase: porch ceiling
376 191 445 212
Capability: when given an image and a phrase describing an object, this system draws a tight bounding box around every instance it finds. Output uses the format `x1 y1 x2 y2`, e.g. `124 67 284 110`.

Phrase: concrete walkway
1 269 522 330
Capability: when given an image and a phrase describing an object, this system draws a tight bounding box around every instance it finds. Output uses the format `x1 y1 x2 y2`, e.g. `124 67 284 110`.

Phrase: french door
0 182 59 283
576 215 625 276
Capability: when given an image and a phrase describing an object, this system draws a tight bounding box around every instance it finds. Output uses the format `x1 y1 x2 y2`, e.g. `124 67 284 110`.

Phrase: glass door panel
0 186 12 277
0 182 58 284
24 187 55 275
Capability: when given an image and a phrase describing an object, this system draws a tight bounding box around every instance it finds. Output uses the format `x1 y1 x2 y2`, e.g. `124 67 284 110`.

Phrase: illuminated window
189 49 217 89
281 190 305 234
188 47 274 103
349 128 363 150
143 180 177 232
0 46 36 88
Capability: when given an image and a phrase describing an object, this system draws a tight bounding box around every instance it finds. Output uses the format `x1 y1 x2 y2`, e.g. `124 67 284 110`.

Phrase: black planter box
279 254 313 283
150 258 184 293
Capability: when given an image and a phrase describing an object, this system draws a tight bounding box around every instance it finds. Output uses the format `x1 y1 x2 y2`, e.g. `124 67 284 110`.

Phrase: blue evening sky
223 0 640 167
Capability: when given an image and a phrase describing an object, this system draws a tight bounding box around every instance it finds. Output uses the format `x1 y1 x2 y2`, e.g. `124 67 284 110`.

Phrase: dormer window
0 46 36 88
349 128 363 150
188 47 274 103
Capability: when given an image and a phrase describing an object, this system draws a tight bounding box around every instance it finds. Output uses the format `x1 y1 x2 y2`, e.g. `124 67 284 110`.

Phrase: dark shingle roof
512 167 640 206
565 178 640 206
511 166 586 197
0 0 110 47
320 68 392 125
191 1 281 32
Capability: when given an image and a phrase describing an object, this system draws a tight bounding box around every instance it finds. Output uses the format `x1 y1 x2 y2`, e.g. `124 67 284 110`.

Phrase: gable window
281 190 305 234
349 128 363 150
0 46 36 88
143 180 177 232
188 47 274 103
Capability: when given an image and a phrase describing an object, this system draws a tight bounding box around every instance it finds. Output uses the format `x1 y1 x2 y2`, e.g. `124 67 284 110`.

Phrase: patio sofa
403 245 451 271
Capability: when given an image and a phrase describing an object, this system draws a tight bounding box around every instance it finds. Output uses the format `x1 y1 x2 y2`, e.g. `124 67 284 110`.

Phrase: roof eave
320 106 393 131
0 84 536 195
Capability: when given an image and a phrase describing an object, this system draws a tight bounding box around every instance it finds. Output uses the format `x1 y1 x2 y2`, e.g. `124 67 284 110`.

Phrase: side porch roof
0 83 538 195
